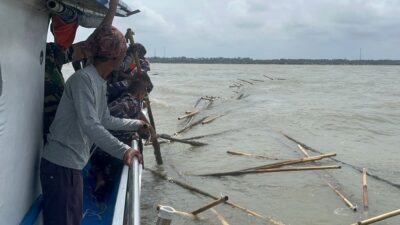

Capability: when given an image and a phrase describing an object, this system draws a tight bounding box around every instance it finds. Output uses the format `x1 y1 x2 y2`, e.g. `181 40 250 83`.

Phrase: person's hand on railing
123 148 143 166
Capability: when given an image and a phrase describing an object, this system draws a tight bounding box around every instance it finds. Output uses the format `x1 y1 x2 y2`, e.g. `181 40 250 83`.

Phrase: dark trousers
40 158 83 225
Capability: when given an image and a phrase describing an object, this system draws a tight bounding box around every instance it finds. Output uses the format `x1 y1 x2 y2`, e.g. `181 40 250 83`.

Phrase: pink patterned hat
85 25 127 60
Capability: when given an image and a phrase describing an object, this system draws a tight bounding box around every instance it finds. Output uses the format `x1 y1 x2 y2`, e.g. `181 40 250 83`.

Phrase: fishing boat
0 0 145 224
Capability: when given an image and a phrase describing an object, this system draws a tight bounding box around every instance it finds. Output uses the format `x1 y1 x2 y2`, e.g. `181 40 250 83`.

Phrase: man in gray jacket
40 1 145 224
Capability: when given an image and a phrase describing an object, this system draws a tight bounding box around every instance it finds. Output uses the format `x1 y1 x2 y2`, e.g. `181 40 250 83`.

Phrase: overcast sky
59 0 400 59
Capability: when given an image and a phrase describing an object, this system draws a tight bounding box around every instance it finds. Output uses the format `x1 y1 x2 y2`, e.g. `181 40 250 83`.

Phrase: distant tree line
148 57 400 65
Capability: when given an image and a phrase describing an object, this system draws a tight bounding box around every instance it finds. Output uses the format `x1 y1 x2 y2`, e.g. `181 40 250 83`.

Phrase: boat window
0 63 2 96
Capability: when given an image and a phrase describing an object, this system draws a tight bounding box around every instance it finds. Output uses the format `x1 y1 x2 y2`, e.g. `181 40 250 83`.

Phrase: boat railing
112 139 143 225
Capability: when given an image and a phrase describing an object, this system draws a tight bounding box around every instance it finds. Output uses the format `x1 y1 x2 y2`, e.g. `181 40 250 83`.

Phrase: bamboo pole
263 75 274 80
175 116 209 135
191 196 229 215
227 150 284 160
297 144 311 157
178 110 199 120
350 209 400 225
250 79 265 82
202 115 223 125
198 166 341 177
198 153 336 177
126 28 163 165
210 208 230 225
158 134 207 146
146 168 285 225
238 79 254 85
363 168 369 211
296 143 357 211
327 182 357 211
242 153 337 171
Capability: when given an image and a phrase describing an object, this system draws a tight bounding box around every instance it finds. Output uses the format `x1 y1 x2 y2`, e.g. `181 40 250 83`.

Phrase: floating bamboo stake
191 196 229 215
264 75 274 80
238 79 254 85
227 150 284 160
210 208 230 225
146 168 285 225
363 168 369 211
327 182 357 211
158 134 207 146
250 79 265 82
350 209 400 225
202 115 223 125
175 116 209 135
242 153 337 171
229 85 240 88
198 165 341 177
297 144 311 157
296 143 357 211
178 110 199 120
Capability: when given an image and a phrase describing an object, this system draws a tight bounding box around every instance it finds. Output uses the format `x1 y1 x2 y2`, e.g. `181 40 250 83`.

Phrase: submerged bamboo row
175 116 209 135
146 168 285 225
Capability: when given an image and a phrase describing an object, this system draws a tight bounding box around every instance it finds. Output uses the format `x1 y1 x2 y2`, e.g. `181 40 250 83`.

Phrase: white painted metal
111 165 129 225
133 158 140 225
0 0 49 224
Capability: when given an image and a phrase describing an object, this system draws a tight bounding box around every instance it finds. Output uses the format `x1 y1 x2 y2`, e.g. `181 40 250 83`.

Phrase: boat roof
60 0 139 17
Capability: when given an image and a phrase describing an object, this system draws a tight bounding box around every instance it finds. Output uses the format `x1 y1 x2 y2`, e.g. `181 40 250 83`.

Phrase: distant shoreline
148 57 400 65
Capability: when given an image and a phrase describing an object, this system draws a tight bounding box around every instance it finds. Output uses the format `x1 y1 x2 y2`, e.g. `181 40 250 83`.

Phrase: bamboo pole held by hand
363 168 369 211
191 196 229 215
350 209 400 225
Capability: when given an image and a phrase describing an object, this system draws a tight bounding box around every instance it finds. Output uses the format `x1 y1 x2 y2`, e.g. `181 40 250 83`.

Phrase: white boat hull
0 0 48 224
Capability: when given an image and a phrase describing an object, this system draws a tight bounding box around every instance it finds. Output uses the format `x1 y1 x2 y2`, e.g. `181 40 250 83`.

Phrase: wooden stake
242 153 337 171
210 208 230 225
363 168 369 211
297 144 311 157
263 75 274 80
227 150 284 160
250 79 265 82
238 79 254 85
147 169 285 225
175 116 209 135
350 209 400 225
158 134 207 146
327 182 357 211
191 196 229 215
178 110 199 120
198 166 341 177
202 115 223 125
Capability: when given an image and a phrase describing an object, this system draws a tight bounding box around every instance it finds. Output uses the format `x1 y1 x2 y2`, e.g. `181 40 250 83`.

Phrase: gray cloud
49 0 400 59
